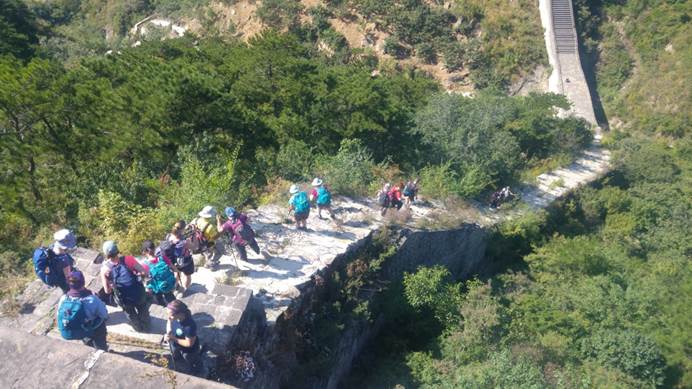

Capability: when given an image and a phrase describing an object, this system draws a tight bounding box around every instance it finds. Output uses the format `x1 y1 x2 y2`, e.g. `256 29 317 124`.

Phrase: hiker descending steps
190 206 223 270
57 270 109 351
32 229 77 293
100 241 151 332
167 220 194 294
288 184 310 230
141 240 177 306
166 299 204 375
217 207 261 262
309 177 337 221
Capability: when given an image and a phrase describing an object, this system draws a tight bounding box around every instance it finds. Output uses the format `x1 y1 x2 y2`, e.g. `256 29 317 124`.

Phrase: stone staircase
552 0 578 54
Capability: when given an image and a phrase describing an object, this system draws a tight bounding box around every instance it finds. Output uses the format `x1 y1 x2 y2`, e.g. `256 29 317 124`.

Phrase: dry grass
414 198 480 230
0 274 35 317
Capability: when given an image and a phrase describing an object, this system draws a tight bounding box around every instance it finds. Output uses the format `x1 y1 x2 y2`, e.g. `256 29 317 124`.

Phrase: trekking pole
165 337 177 371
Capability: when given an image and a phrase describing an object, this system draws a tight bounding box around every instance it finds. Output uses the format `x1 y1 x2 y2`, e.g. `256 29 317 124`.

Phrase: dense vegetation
0 0 586 303
345 0 691 387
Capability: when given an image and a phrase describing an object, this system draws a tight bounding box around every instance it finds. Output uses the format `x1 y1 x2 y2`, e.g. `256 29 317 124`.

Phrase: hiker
403 178 419 207
217 207 261 262
388 182 404 211
57 270 109 351
32 229 76 293
288 184 310 230
100 240 151 332
167 220 194 293
309 178 336 220
190 206 223 270
141 240 177 306
165 299 203 375
501 186 515 200
377 183 392 216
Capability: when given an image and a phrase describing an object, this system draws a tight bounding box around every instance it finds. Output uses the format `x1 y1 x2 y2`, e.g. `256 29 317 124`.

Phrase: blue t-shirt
172 316 199 352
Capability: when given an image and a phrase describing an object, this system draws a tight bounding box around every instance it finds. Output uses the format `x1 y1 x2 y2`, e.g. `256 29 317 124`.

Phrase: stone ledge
0 326 232 388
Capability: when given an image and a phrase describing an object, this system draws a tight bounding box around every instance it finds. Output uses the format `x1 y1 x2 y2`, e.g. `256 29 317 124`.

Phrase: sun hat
53 229 76 250
102 240 119 257
67 270 85 290
311 178 323 187
225 207 237 218
384 183 391 190
198 205 216 218
289 184 299 194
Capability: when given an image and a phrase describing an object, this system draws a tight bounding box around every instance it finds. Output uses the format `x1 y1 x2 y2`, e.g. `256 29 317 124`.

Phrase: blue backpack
146 257 176 294
316 187 332 206
58 297 89 340
33 247 58 286
293 192 310 214
111 257 144 305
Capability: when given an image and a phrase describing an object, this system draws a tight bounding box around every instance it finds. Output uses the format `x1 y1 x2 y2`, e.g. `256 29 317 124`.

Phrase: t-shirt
221 214 253 245
309 188 318 201
172 316 199 352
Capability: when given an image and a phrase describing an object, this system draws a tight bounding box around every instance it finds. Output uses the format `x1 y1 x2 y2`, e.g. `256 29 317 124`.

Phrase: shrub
580 329 666 386
418 162 459 200
415 41 436 64
403 265 462 324
314 139 375 196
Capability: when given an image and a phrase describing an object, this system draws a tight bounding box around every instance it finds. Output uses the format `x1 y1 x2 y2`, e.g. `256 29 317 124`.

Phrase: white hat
53 229 76 250
311 178 323 187
289 184 299 194
384 183 391 190
198 205 217 218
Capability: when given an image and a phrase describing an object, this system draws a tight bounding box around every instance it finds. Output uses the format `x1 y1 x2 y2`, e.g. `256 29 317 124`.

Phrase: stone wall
262 224 489 389
0 326 233 388
539 0 598 125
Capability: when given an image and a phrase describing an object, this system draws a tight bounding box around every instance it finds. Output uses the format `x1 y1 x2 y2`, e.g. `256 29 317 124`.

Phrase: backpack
111 257 144 305
403 183 414 197
293 192 310 214
316 187 332 206
377 191 390 207
146 257 176 294
233 223 255 243
58 296 89 340
32 247 58 286
186 222 209 254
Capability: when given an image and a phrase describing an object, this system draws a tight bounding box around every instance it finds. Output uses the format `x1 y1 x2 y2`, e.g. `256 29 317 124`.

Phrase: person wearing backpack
57 270 109 350
309 178 336 221
165 299 203 375
100 240 150 332
217 207 261 262
191 206 222 270
388 182 404 211
403 178 419 207
377 183 392 216
141 240 177 306
32 229 77 293
167 220 194 293
288 184 310 230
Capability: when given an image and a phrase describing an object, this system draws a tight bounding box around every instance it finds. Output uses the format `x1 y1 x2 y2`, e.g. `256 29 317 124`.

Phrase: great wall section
0 1 611 388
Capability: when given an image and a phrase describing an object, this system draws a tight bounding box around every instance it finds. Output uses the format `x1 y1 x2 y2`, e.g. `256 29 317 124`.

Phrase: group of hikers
29 173 522 378
33 204 261 375
32 178 340 375
36 230 211 374
489 186 517 209
376 178 420 216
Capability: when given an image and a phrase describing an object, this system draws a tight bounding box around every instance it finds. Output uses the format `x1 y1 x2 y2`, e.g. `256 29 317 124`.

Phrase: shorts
177 260 195 275
294 211 309 222
316 204 331 211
